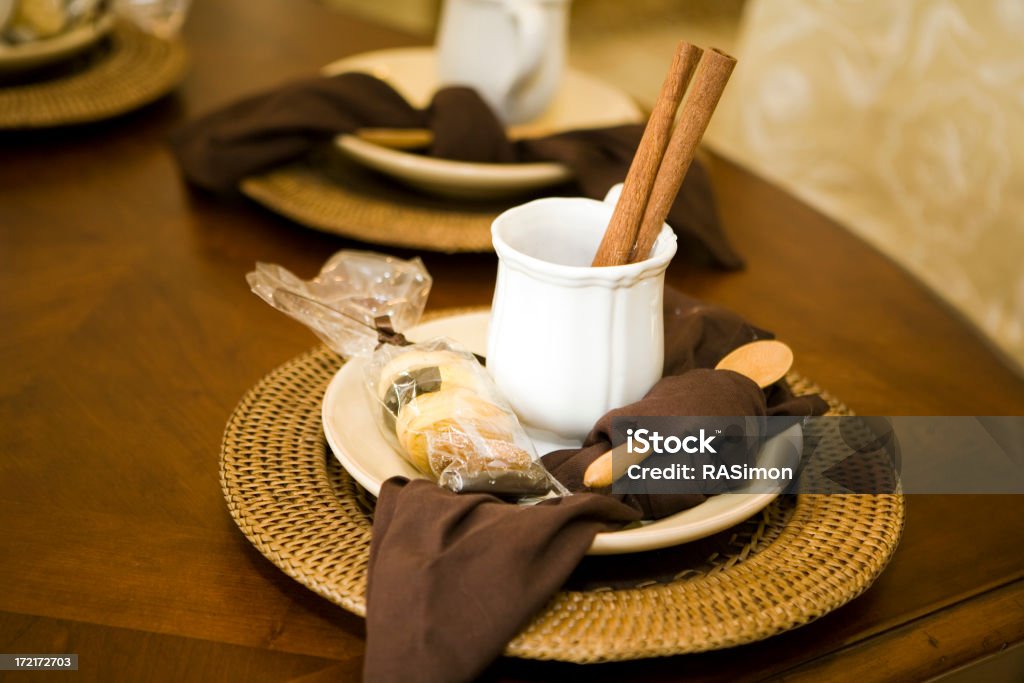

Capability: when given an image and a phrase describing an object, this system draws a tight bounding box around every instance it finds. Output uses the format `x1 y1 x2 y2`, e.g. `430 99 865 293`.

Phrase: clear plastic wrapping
247 250 431 359
365 338 568 499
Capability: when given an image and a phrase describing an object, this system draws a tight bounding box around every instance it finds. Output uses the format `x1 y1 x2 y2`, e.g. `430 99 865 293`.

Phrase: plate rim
322 310 802 554
334 133 573 182
0 12 115 68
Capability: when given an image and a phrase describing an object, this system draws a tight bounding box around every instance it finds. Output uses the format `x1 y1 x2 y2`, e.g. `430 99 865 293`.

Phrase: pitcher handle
505 1 549 98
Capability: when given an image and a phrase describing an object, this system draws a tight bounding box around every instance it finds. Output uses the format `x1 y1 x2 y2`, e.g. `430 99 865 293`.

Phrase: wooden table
2 0 1022 680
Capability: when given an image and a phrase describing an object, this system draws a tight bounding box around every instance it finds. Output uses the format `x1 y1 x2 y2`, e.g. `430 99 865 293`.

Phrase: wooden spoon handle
353 121 564 150
354 128 435 150
582 444 636 489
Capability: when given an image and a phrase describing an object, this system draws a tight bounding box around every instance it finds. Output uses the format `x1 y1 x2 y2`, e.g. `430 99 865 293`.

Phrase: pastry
394 386 517 474
377 348 491 420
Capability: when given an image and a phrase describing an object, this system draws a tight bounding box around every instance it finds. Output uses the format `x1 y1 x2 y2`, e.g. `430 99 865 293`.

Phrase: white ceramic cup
435 0 569 125
487 185 678 443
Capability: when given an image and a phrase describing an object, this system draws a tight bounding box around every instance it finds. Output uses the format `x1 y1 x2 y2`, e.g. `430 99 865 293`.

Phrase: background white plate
0 12 115 74
322 312 802 554
321 47 643 200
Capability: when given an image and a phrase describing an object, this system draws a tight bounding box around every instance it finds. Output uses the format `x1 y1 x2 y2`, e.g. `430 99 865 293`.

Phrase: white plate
322 312 802 555
320 47 643 200
0 12 115 74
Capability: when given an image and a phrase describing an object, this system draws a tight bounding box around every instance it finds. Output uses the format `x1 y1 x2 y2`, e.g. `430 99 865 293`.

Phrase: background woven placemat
0 21 188 128
220 345 905 663
240 150 547 253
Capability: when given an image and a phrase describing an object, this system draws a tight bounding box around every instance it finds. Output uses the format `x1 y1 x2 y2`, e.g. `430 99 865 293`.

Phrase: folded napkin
170 72 742 269
364 290 828 683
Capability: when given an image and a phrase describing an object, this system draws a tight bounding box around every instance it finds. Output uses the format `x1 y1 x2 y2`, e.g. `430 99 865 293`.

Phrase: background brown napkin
363 290 827 683
170 72 742 269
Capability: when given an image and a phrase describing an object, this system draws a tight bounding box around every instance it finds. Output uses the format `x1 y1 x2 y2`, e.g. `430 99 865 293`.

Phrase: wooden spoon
581 340 793 489
352 119 565 151
714 339 793 389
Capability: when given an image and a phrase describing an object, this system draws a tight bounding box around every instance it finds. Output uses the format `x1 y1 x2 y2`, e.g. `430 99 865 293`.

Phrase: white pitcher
0 1 15 35
487 186 677 443
435 0 570 124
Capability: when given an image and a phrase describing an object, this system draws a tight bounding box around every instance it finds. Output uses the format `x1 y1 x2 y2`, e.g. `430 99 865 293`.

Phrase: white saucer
322 311 802 555
0 12 115 74
320 47 643 200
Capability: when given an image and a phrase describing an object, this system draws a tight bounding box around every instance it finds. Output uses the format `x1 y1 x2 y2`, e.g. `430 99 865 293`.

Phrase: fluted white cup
488 185 677 442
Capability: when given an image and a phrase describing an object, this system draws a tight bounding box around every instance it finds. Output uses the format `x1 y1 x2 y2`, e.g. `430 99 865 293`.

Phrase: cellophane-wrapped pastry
365 339 568 499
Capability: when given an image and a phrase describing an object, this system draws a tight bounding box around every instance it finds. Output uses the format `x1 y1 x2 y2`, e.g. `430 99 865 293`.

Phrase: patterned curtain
706 0 1024 372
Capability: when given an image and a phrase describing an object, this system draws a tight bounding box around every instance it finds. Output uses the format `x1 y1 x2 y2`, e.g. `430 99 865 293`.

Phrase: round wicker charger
0 21 188 128
220 345 905 663
240 151 518 253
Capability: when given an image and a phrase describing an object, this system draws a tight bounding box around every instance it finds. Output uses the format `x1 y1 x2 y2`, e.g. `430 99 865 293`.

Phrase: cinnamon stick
591 41 702 267
629 48 736 263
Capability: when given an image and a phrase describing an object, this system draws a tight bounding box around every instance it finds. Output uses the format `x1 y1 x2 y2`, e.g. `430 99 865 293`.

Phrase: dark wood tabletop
2 0 1022 681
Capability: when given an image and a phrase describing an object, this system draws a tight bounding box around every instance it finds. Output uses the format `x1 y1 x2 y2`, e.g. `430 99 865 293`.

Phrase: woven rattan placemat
0 21 187 128
220 345 905 663
240 151 542 253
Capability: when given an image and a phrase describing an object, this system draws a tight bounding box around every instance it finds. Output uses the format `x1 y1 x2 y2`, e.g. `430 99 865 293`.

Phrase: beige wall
324 0 441 35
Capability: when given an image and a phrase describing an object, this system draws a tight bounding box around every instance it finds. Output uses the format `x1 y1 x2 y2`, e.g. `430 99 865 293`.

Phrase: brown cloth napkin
367 481 639 683
363 290 828 683
169 72 742 269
